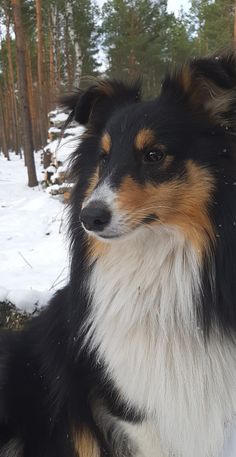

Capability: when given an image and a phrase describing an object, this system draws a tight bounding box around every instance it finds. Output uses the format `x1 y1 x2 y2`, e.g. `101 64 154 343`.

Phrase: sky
96 0 190 15
167 0 190 14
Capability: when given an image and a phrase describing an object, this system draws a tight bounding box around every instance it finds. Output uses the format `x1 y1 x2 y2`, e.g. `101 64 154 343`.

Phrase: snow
6 289 53 313
44 125 84 163
52 112 68 123
46 183 74 196
0 287 8 303
64 126 85 136
0 152 69 312
48 126 61 134
223 420 236 457
47 183 60 192
48 109 58 116
46 165 57 173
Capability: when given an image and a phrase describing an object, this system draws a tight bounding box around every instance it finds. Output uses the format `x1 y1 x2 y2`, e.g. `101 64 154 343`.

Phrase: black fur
1 52 236 456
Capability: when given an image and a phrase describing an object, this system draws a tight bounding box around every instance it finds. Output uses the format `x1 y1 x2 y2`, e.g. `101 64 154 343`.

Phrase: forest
0 0 236 186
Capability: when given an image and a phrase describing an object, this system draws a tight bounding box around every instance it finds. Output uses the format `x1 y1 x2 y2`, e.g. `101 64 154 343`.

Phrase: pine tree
11 0 38 187
101 0 192 96
36 0 48 146
0 0 101 171
189 0 235 55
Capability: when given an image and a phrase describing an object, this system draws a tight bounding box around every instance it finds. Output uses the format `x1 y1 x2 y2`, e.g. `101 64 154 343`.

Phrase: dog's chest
86 230 198 411
85 229 236 457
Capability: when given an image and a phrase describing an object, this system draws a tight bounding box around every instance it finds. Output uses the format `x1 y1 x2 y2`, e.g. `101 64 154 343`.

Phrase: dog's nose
80 202 111 232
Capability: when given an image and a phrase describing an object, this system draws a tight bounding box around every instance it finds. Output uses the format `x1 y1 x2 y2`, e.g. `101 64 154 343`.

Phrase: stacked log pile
41 109 84 202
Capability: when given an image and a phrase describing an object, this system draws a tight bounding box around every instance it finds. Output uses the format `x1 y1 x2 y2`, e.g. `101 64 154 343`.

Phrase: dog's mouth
96 233 122 240
80 220 128 241
80 207 159 241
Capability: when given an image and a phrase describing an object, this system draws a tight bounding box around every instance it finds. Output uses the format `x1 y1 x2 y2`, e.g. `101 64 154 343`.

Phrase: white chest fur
85 226 236 457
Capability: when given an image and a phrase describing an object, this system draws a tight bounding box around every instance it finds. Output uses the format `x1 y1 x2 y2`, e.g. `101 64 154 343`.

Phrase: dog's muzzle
80 201 111 233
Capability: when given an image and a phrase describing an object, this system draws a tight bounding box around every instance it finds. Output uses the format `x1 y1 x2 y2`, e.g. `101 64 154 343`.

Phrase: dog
1 51 236 457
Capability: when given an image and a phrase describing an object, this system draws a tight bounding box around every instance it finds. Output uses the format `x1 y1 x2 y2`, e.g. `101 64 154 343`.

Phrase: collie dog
1 52 236 457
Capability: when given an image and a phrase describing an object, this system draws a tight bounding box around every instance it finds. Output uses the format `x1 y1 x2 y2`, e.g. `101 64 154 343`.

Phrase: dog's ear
60 79 141 131
162 51 236 127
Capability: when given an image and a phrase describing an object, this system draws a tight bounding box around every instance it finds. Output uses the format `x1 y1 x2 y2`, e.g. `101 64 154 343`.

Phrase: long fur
85 226 236 457
1 52 236 457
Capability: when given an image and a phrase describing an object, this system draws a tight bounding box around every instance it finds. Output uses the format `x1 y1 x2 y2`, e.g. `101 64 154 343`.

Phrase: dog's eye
143 150 165 163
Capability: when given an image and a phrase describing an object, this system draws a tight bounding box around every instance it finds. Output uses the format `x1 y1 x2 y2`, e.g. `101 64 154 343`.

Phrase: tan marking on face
117 161 215 254
87 236 110 259
101 132 111 154
159 154 174 170
84 167 99 199
135 128 156 150
74 428 101 457
170 160 215 251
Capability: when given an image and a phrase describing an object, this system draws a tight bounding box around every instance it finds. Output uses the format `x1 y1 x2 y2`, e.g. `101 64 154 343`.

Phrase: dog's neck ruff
84 225 236 457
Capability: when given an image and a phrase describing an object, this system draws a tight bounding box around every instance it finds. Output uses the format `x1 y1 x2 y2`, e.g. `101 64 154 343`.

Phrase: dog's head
63 53 236 257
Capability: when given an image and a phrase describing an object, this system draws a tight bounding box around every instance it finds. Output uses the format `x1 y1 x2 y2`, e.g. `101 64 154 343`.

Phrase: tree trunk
66 1 83 87
50 5 59 93
127 9 137 78
36 0 47 146
11 0 38 187
0 90 10 160
65 13 73 91
25 46 39 150
234 0 236 42
56 37 62 87
49 16 56 105
5 3 20 155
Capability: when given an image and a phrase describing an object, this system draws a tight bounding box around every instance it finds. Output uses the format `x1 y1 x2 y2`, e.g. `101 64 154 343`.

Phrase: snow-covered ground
0 151 69 312
225 426 236 457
